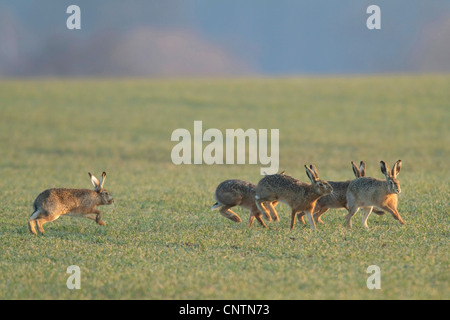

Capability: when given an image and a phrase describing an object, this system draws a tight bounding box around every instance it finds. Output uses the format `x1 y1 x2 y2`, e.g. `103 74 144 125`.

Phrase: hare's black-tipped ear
309 164 319 179
380 161 391 178
305 165 317 183
99 172 106 191
392 160 401 177
351 161 361 178
359 161 366 177
89 172 100 189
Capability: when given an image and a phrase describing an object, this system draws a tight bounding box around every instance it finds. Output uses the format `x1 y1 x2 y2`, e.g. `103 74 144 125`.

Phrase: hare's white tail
29 208 41 220
211 202 221 210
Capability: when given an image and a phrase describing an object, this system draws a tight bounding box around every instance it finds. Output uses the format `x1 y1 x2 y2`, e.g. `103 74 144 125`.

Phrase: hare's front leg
304 210 316 230
290 209 298 230
361 206 373 229
380 204 405 225
90 209 106 226
345 205 359 229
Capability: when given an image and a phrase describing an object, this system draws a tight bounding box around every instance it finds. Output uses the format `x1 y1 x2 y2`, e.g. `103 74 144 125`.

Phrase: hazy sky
1 0 449 76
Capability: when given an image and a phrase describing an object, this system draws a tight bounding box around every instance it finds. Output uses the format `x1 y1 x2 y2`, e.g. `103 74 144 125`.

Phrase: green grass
0 76 448 299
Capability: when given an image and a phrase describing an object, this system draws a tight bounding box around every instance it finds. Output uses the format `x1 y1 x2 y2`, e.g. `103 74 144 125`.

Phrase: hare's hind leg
28 220 37 235
290 209 297 229
255 199 271 221
313 207 329 224
248 212 255 227
297 213 306 224
28 209 43 235
219 205 242 223
267 201 280 222
28 217 38 235
35 219 46 234
35 214 60 234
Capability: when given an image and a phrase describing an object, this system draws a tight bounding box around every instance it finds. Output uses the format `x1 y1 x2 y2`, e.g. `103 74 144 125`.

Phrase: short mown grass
0 76 448 299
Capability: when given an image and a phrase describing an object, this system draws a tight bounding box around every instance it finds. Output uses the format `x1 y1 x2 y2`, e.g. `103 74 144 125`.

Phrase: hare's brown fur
212 179 278 228
255 165 333 230
312 161 385 224
346 160 403 229
28 172 113 235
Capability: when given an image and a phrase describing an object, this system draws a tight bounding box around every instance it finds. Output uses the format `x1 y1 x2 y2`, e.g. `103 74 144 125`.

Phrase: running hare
311 161 384 224
346 160 404 229
255 165 333 230
211 179 278 228
28 172 114 235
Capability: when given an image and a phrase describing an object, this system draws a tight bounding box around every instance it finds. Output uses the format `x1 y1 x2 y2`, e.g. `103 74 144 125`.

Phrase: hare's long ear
392 160 402 178
305 165 317 183
99 172 106 191
309 164 319 179
380 161 391 179
359 161 366 177
351 161 361 178
89 172 100 191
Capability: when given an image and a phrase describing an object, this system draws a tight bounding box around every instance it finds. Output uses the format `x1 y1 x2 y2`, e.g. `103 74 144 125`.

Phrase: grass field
0 76 448 300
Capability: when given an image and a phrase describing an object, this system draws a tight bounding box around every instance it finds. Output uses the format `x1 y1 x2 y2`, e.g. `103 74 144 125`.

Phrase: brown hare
211 179 278 228
346 160 404 229
255 165 333 230
28 172 114 235
311 161 385 224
